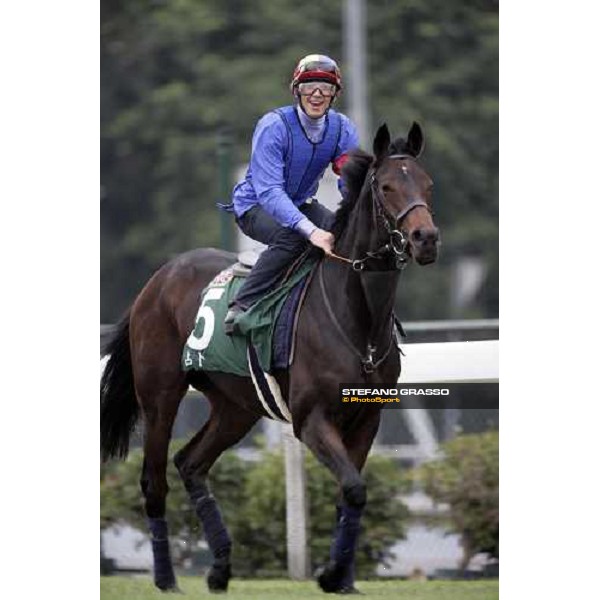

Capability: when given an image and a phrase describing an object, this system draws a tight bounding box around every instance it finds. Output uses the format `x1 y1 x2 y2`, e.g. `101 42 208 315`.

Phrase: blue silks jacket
227 105 359 233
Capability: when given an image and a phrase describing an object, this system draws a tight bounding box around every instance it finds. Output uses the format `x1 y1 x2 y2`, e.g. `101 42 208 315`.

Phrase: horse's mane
332 137 410 238
331 149 373 239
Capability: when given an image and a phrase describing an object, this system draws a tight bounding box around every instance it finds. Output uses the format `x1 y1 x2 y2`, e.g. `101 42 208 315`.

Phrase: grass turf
101 576 499 600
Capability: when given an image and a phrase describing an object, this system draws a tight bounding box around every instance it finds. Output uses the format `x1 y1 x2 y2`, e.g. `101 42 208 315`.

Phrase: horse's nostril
412 228 439 245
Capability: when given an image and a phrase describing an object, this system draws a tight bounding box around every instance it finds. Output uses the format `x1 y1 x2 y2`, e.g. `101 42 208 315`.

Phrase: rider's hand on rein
309 228 335 256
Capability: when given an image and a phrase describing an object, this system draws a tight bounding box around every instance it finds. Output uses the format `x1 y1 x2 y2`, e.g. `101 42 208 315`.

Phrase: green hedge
415 431 499 568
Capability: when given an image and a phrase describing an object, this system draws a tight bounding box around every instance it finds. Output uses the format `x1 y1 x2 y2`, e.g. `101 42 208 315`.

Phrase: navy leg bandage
330 506 355 589
147 517 176 589
195 494 232 563
330 503 363 586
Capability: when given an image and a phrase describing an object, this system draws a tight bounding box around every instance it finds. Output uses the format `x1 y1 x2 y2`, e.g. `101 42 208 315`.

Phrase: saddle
231 249 260 277
182 250 317 377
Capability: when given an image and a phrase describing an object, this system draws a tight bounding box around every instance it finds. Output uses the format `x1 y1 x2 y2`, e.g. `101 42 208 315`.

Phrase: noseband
329 154 433 271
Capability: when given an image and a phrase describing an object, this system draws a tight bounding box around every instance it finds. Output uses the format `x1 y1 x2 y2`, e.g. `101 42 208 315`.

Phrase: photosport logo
338 383 499 409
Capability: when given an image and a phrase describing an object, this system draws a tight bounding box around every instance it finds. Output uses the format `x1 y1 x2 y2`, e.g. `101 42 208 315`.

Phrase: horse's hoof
207 563 231 593
336 586 362 595
315 561 346 593
155 577 180 593
155 581 182 593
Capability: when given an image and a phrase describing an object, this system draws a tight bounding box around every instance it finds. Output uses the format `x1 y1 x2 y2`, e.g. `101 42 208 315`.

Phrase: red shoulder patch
332 153 350 175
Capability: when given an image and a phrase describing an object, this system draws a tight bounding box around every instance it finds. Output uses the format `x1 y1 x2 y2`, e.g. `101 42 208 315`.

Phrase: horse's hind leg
135 377 187 592
131 319 188 593
138 382 187 592
173 390 260 593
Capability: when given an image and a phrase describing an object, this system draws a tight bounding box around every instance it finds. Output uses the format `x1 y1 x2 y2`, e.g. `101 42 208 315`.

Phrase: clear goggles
297 81 337 97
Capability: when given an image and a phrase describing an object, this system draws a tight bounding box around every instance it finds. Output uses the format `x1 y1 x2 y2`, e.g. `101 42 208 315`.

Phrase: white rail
400 340 499 383
100 340 499 386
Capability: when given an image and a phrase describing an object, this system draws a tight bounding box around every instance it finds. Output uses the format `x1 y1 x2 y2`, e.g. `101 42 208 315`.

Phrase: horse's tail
100 310 139 462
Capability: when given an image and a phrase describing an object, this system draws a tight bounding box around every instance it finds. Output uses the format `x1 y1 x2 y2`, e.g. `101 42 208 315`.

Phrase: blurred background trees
101 0 498 322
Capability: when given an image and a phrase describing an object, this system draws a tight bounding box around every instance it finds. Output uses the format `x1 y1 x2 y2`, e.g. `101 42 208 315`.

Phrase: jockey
223 54 359 334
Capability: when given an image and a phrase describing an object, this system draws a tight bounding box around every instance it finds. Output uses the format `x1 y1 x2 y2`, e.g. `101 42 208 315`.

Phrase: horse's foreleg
330 409 382 592
300 406 380 593
174 393 259 593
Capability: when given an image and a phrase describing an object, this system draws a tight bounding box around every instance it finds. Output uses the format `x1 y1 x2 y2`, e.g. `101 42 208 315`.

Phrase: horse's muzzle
410 227 440 265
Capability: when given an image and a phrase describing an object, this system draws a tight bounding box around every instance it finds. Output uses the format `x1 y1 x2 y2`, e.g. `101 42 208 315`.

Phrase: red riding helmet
290 54 343 92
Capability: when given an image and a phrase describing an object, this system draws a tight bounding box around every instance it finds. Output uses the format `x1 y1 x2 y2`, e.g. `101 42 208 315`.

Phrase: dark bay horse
101 122 439 593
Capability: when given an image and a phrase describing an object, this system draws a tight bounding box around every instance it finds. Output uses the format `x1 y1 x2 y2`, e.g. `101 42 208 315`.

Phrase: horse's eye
382 184 393 194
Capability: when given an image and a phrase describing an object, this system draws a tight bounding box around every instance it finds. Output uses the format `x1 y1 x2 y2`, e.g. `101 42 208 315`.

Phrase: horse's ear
373 123 391 160
406 121 424 157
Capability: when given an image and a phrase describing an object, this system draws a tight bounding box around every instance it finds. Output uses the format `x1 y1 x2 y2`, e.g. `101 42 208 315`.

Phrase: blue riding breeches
232 200 334 310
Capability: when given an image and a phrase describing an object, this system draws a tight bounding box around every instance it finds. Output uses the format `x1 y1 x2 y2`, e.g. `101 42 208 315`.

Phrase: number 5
187 287 226 351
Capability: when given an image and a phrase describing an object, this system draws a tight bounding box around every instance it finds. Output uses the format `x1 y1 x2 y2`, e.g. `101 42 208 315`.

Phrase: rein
317 260 397 374
327 154 432 272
